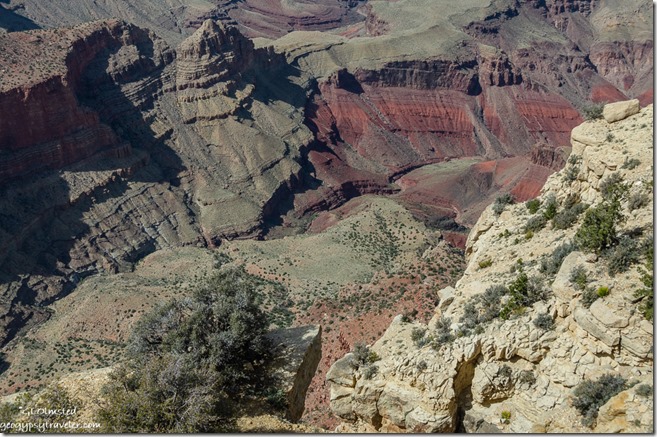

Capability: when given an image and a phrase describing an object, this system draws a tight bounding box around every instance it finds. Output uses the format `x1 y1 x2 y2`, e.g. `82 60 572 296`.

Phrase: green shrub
575 201 622 253
596 286 610 298
351 343 379 368
411 327 428 347
533 312 555 330
573 374 627 427
500 410 512 424
569 265 588 290
553 203 588 230
479 259 493 269
564 165 579 182
96 268 271 433
635 384 652 397
493 193 515 215
265 388 288 410
543 195 558 220
524 230 534 240
500 271 547 320
635 268 653 321
606 236 640 276
599 173 628 203
459 285 507 332
431 317 454 349
401 309 418 323
581 103 604 121
525 215 547 232
568 154 582 166
526 199 541 214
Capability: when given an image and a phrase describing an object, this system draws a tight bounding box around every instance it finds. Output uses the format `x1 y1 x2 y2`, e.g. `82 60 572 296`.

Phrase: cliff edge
327 101 653 433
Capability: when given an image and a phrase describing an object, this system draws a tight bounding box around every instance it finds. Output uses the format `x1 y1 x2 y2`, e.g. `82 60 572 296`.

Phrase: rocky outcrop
327 103 653 432
602 98 640 123
266 325 323 422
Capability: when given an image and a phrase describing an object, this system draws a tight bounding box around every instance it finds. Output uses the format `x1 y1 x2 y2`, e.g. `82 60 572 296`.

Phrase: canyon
0 0 653 431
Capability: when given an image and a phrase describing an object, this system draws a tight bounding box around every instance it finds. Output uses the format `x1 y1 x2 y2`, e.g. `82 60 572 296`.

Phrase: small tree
97 268 271 433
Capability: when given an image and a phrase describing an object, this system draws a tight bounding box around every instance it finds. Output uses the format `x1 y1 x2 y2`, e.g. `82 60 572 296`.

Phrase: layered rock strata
0 19 313 344
327 103 653 433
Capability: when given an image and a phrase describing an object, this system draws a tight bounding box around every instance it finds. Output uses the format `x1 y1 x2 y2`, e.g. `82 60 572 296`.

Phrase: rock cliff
0 19 313 344
327 102 653 433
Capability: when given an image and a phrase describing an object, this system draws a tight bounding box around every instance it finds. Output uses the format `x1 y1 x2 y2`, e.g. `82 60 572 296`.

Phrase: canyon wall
327 102 654 433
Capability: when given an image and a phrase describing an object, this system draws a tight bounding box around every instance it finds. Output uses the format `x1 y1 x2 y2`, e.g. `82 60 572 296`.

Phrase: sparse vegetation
459 285 507 335
518 370 536 386
493 193 515 215
628 192 649 211
542 194 558 220
526 199 541 214
533 312 555 330
479 259 493 269
581 287 599 308
596 285 609 298
622 158 641 170
500 269 547 320
573 374 627 427
552 202 588 230
581 103 604 121
635 268 653 321
575 173 627 253
540 242 576 276
525 215 547 233
411 327 429 348
569 265 588 290
606 236 640 276
500 410 512 424
431 317 455 349
635 384 652 397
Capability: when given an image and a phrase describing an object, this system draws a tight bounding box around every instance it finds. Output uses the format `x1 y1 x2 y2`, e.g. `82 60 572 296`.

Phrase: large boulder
603 99 640 123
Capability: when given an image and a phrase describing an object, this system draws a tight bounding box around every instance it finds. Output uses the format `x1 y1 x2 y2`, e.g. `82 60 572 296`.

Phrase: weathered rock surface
603 99 640 123
327 103 653 432
266 325 322 421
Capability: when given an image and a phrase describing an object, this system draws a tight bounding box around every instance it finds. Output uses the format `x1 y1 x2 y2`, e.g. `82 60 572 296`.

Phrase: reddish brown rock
218 0 366 39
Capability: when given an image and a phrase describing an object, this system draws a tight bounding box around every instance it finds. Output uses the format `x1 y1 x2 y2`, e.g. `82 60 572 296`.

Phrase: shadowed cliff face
0 19 313 345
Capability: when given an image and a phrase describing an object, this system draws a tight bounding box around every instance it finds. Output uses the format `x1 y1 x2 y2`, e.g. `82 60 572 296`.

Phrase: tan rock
573 307 621 348
603 99 640 123
589 300 629 328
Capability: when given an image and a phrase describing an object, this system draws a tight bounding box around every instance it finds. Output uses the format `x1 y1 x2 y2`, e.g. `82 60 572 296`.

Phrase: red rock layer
219 0 366 39
0 21 162 184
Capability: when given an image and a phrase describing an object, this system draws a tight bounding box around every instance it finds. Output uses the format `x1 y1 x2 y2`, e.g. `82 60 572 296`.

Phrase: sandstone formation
327 103 654 433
